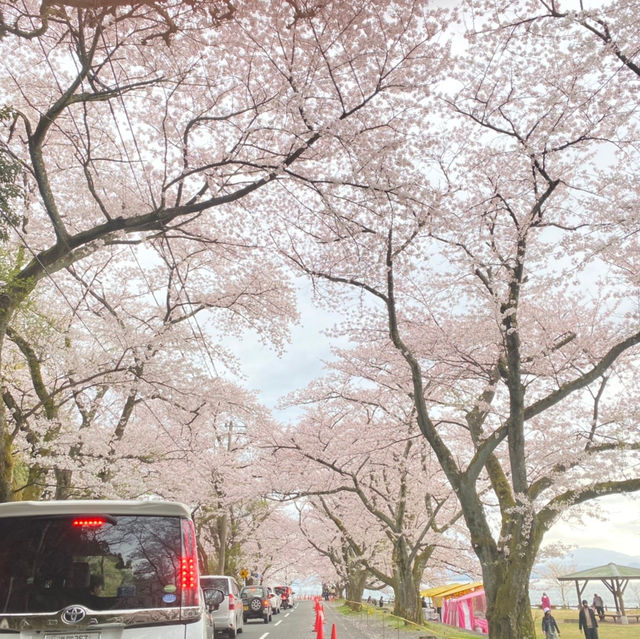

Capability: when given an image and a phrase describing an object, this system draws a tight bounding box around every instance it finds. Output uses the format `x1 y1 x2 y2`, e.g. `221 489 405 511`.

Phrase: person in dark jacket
592 593 605 620
578 600 599 639
542 607 560 639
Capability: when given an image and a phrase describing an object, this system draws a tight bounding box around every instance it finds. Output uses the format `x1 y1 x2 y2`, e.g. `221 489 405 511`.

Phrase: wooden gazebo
559 563 640 623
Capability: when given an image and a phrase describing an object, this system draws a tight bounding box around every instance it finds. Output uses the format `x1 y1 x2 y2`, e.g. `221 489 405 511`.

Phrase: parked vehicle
200 575 244 638
266 586 282 614
240 585 272 624
0 499 215 638
203 589 226 634
274 585 295 609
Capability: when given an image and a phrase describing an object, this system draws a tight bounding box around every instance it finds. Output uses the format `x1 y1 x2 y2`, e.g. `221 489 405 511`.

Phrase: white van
199 575 243 637
264 586 281 614
0 499 218 638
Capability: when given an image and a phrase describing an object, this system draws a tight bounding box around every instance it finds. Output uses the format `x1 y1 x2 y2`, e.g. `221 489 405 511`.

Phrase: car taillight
263 599 269 607
228 592 235 610
72 517 105 528
180 519 199 607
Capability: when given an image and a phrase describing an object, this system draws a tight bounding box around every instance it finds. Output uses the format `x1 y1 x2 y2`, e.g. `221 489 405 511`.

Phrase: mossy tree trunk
344 565 367 611
481 552 537 639
391 539 432 624
0 276 37 502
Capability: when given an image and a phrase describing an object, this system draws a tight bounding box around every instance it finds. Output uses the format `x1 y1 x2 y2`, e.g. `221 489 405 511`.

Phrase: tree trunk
0 428 12 503
54 467 73 499
0 308 14 503
394 574 420 623
344 567 367 610
197 537 210 574
0 278 38 502
212 513 229 574
483 556 536 639
391 541 427 624
14 463 46 501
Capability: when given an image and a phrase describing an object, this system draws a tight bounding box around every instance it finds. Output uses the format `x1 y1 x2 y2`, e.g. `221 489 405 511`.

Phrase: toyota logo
61 606 87 624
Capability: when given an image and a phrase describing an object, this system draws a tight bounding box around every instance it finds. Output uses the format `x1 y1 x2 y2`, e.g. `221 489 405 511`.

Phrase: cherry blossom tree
0 0 442 501
271 376 468 623
273 2 640 637
285 506 348 593
3 230 292 500
536 559 578 609
295 498 381 610
0 0 237 41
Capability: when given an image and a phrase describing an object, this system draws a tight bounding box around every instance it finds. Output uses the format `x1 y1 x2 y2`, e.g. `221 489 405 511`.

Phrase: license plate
44 634 101 639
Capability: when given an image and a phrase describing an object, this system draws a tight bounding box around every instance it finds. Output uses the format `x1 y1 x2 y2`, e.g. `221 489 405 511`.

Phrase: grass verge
336 601 482 638
335 602 640 639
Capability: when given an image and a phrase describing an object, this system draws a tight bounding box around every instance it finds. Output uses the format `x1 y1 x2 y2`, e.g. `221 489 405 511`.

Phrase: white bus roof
0 499 192 518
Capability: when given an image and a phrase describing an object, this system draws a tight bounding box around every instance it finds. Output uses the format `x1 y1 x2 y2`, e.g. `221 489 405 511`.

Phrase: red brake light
180 519 200 607
229 592 235 610
72 517 105 528
180 557 196 588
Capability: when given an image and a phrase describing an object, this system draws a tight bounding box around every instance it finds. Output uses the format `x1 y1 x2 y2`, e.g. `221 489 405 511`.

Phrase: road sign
240 569 249 579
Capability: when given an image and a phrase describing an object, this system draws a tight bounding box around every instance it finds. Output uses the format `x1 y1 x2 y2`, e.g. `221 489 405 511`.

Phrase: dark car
274 585 294 609
240 585 272 624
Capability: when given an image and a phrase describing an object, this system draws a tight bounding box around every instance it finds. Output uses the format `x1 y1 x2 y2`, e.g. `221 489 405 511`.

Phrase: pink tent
442 588 488 635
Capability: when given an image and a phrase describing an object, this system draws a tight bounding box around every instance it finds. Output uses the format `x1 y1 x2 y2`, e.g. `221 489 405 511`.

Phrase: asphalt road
236 599 427 639
237 600 309 639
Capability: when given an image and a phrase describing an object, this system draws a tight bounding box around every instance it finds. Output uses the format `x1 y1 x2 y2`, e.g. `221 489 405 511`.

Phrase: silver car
200 575 244 638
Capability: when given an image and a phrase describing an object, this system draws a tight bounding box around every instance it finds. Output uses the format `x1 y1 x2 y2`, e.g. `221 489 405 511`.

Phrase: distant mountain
564 547 640 571
531 547 640 581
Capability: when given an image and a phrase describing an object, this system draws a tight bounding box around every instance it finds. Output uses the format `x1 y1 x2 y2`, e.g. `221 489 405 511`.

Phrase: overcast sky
543 493 640 555
222 278 344 422
223 280 638 556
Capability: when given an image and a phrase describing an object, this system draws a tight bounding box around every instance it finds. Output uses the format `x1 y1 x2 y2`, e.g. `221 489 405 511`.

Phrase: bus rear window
0 514 184 613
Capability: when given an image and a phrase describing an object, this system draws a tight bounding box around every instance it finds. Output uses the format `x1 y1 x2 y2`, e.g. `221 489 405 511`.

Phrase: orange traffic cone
330 623 337 639
317 621 325 639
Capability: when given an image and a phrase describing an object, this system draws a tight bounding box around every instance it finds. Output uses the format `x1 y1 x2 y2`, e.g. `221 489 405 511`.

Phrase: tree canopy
1 1 639 638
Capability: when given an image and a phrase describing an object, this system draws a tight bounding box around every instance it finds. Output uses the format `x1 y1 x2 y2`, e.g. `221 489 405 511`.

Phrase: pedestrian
592 593 604 621
367 595 372 605
542 607 561 639
379 596 384 608
542 592 551 610
578 599 599 639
